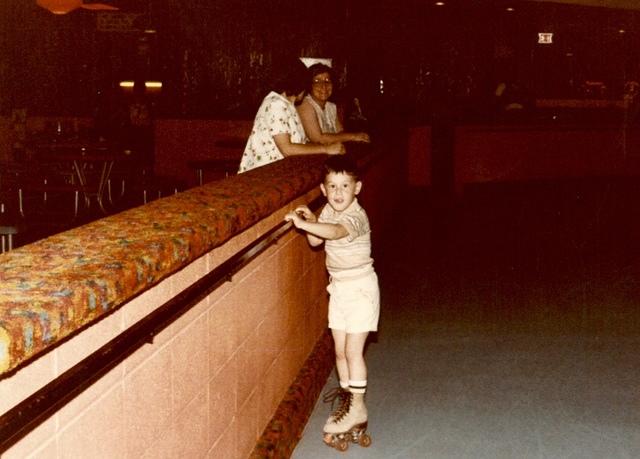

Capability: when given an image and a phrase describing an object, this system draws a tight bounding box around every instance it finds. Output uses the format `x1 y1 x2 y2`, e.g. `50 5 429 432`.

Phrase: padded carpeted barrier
250 331 335 458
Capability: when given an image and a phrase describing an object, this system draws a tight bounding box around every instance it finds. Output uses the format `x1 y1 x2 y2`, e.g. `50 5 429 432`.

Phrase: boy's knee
334 349 347 361
345 348 364 362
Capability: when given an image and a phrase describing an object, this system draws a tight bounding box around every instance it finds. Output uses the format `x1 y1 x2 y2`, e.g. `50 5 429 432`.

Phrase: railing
0 155 334 457
0 195 323 452
0 156 326 377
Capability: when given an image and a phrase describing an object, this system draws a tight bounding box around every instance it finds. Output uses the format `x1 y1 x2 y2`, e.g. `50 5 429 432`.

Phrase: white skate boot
322 392 371 451
322 387 350 425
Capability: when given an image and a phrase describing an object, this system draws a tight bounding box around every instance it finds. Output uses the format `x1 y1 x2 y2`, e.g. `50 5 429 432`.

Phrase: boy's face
320 171 362 212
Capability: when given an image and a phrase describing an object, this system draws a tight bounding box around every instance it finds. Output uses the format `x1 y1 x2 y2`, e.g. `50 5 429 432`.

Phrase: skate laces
332 392 353 422
322 387 348 410
323 388 352 423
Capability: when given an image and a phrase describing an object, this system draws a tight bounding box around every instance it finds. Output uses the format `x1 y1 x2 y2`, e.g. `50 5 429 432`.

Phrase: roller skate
322 391 372 452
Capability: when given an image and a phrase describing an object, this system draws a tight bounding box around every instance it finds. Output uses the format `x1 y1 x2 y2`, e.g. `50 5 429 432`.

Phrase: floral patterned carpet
0 156 326 376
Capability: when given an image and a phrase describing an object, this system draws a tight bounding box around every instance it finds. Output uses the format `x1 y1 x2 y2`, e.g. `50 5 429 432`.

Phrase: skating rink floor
292 180 640 459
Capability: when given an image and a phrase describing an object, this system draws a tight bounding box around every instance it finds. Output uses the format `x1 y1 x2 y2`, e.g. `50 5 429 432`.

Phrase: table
50 153 130 214
31 140 124 214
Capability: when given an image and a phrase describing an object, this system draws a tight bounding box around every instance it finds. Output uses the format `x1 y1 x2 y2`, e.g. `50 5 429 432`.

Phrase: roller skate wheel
358 433 372 447
336 438 349 452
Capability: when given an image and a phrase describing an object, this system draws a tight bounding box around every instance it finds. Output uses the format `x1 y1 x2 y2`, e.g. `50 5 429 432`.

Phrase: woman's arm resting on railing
273 133 344 157
297 102 370 144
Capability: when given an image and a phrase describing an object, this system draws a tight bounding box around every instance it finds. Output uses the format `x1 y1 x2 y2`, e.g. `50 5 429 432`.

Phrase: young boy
284 155 380 445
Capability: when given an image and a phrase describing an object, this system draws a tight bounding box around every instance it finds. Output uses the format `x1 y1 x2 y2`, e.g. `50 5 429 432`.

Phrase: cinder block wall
1 189 329 459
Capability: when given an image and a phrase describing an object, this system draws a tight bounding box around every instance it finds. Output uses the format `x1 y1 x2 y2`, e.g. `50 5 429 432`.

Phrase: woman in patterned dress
238 61 344 173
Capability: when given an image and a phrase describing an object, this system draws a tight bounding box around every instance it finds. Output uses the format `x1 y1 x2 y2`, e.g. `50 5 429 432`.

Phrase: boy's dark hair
324 155 359 181
273 58 308 96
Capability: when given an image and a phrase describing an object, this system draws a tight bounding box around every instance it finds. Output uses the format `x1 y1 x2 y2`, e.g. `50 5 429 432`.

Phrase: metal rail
0 195 324 452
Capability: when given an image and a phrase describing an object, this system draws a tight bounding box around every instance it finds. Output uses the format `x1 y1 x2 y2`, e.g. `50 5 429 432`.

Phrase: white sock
349 379 367 394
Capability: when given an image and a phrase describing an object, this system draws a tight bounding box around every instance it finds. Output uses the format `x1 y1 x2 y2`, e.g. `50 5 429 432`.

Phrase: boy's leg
330 327 370 384
345 332 369 381
324 329 351 431
324 331 370 435
345 332 369 417
331 328 350 386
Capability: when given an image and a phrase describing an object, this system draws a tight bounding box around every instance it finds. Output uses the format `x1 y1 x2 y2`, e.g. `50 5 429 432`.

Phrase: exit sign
538 33 553 44
97 12 143 32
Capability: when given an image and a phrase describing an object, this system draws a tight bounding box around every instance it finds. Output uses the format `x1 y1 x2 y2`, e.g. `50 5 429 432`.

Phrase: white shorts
327 272 379 333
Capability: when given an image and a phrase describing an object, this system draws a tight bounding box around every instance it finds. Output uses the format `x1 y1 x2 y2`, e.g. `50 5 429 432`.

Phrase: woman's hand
351 132 370 143
326 142 345 155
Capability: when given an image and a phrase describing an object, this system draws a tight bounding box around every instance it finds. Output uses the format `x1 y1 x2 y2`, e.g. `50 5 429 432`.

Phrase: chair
0 170 26 252
2 162 81 245
0 202 22 253
105 152 140 210
138 174 185 205
109 163 185 207
17 172 80 222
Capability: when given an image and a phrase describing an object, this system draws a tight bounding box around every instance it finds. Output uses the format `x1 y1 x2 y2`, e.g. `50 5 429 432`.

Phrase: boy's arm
306 231 324 247
297 220 349 242
289 206 323 246
284 208 349 245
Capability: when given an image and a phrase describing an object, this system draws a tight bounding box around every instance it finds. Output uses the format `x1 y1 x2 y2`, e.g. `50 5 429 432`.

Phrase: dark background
2 0 639 122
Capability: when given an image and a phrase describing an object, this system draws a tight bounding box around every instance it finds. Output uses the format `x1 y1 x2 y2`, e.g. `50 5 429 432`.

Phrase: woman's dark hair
324 154 359 181
273 58 309 96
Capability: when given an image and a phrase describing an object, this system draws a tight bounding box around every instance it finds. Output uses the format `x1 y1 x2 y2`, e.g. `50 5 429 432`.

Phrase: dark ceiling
6 0 640 118
530 0 640 10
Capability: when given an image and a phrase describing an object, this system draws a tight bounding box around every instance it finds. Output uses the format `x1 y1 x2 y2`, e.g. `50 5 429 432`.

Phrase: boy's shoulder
348 199 368 216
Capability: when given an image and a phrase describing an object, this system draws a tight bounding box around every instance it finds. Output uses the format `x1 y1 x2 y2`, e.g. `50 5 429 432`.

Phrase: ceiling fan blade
80 3 119 10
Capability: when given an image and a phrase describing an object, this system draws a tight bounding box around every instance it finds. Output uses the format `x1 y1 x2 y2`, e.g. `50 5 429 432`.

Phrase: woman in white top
238 61 344 173
297 63 370 145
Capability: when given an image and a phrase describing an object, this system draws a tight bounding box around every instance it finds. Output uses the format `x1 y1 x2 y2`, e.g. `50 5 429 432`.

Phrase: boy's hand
284 211 305 228
293 205 316 222
284 205 316 229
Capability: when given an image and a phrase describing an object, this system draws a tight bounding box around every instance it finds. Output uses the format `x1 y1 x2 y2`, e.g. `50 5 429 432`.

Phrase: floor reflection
294 177 640 458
